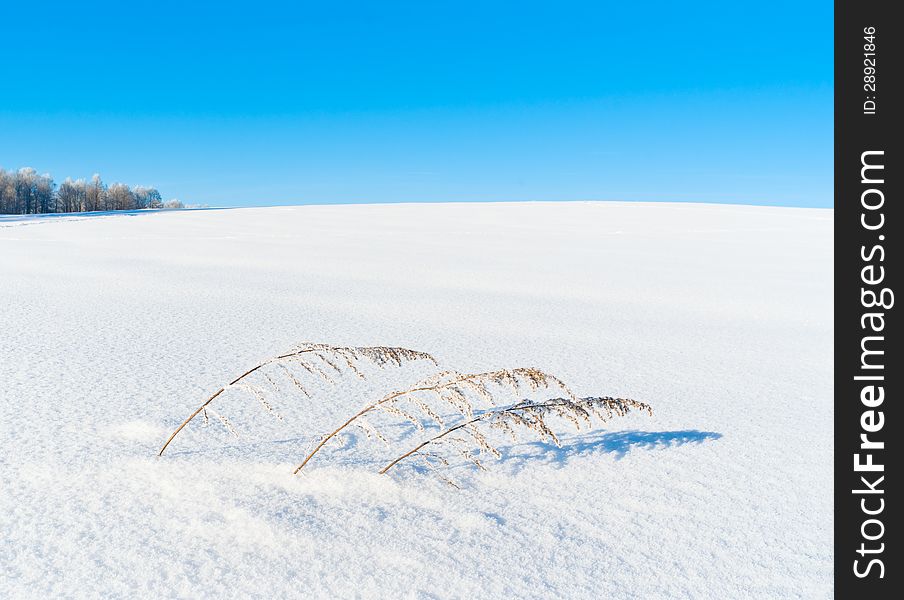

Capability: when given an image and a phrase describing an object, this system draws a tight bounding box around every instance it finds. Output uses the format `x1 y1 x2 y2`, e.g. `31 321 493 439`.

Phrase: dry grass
159 341 652 485
157 343 436 456
293 367 575 473
380 396 652 476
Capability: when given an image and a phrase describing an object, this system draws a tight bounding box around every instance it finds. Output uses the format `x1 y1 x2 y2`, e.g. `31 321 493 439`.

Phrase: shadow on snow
499 429 723 464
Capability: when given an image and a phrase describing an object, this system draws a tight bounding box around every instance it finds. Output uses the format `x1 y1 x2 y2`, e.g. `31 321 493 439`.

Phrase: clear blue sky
0 1 832 208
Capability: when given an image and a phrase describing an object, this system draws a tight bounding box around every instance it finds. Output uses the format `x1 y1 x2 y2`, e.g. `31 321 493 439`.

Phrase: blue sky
0 1 832 207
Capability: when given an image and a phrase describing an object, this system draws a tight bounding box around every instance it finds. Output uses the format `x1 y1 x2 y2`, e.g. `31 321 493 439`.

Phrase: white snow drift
0 202 833 599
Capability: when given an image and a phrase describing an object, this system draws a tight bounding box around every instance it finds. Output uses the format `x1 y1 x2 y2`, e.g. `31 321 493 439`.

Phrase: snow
0 202 833 598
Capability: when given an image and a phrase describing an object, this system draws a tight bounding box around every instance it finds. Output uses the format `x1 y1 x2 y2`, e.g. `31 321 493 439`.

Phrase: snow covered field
0 202 833 599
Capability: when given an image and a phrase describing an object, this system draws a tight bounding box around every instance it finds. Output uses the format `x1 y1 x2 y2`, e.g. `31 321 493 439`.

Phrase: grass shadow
499 429 723 466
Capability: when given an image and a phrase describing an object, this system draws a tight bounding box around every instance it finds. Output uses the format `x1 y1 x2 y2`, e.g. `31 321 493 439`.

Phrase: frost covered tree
86 174 105 212
9 168 54 214
34 173 56 213
0 166 173 215
56 178 89 213
107 183 135 211
133 186 162 209
14 168 37 214
0 169 16 214
57 178 78 213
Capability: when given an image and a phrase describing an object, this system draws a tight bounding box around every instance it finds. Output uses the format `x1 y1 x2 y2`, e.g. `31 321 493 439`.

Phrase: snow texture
0 202 833 599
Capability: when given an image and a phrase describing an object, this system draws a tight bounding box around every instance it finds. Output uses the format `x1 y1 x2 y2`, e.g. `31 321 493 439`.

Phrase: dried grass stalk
158 343 436 456
293 367 574 474
379 396 653 475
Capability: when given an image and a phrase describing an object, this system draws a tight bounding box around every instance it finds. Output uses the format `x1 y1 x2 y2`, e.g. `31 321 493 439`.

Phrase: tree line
0 167 183 215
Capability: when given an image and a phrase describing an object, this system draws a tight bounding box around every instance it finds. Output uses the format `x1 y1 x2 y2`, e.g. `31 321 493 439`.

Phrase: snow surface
0 202 833 599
